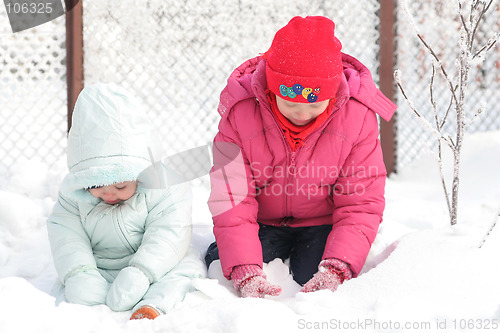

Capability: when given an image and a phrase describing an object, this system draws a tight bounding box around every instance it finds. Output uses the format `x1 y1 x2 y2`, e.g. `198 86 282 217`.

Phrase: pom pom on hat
264 16 343 103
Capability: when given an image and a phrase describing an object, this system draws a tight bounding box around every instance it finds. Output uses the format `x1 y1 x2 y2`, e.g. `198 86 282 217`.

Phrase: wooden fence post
65 0 84 132
379 0 397 174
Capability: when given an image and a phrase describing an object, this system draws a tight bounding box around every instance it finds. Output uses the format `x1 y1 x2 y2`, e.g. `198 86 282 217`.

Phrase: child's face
276 96 330 126
88 181 138 204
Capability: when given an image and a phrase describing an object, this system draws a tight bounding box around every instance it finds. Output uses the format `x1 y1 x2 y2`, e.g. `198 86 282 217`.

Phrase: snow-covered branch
473 32 499 59
394 69 453 149
395 0 498 226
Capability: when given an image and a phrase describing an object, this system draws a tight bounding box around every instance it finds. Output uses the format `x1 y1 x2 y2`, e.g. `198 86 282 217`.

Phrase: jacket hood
340 53 396 121
61 83 156 197
218 54 396 122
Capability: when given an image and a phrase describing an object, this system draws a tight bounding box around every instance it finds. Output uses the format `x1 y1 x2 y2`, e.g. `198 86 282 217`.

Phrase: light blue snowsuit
47 83 205 314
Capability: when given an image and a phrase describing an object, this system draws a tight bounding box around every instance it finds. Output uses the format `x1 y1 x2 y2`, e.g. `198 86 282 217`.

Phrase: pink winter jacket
208 54 396 279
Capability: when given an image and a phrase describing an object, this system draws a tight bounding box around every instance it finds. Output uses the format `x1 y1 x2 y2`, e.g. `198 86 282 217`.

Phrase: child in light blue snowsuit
47 83 205 319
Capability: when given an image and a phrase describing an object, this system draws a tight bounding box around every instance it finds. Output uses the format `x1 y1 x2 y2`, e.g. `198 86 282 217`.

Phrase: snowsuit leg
132 247 206 314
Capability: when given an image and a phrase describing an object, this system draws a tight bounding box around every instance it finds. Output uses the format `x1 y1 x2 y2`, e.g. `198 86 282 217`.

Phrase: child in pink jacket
206 16 396 297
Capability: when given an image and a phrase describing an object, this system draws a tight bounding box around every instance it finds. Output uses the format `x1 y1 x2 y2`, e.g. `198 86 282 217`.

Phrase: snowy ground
1 131 499 333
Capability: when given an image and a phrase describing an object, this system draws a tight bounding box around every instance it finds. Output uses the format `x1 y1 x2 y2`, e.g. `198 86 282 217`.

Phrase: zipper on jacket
263 102 294 218
283 105 341 217
289 150 297 176
114 207 137 253
285 150 298 218
262 94 343 219
281 216 293 227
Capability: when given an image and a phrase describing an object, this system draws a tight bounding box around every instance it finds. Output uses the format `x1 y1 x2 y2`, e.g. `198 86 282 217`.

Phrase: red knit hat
264 16 343 103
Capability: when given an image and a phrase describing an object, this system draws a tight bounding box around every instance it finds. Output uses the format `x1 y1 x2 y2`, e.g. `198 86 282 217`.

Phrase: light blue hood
61 83 156 197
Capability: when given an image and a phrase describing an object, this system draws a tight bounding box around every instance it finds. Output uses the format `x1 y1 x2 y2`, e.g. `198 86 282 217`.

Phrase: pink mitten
231 265 282 298
301 258 352 293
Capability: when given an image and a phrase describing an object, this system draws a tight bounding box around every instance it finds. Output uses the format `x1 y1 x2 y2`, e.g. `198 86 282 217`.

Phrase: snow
1 131 500 332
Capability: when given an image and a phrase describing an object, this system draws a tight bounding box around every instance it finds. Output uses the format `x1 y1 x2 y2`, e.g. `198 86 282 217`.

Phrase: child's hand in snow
300 259 352 293
239 275 282 298
65 269 110 305
231 264 282 298
300 266 342 293
106 266 150 311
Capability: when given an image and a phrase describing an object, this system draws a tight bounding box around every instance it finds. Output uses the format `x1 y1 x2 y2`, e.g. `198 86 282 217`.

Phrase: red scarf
267 92 333 151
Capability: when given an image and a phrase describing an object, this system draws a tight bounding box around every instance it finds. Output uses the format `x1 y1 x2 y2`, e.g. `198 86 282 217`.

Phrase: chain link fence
82 0 381 176
395 0 500 169
2 0 498 180
0 9 67 178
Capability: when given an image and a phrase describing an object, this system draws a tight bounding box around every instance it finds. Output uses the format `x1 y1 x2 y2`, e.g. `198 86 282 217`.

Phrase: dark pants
205 223 332 285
